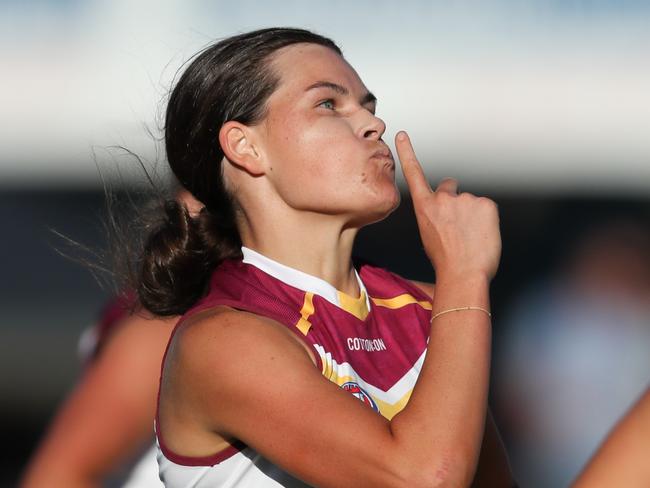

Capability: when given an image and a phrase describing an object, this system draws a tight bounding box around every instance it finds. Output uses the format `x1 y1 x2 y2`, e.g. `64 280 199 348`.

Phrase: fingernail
397 132 406 141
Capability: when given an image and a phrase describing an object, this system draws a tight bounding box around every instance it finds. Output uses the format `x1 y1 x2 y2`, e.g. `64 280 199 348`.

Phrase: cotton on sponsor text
347 337 387 352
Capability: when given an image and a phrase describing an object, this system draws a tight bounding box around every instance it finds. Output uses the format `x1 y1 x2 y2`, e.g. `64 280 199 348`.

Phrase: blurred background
2 1 649 486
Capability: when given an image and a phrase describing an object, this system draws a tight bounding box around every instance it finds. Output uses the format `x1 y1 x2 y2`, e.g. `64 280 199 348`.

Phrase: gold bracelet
431 306 492 322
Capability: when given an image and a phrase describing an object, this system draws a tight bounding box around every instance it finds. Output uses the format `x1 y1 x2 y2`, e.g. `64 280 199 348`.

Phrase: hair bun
138 200 238 316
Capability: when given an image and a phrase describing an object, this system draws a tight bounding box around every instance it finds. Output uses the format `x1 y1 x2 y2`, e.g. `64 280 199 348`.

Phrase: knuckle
478 196 496 206
478 197 498 211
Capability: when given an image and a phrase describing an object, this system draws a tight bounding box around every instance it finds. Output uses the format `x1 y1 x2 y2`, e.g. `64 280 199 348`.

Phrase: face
254 43 400 226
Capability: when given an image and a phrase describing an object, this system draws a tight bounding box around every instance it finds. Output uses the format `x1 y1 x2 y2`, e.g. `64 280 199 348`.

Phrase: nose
359 112 386 141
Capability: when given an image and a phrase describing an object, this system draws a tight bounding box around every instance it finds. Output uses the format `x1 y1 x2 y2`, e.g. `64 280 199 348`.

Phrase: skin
20 313 176 488
222 43 399 293
159 43 511 487
572 388 650 488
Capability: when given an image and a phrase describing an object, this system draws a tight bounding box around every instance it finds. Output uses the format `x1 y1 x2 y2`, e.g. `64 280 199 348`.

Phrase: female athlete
145 28 512 487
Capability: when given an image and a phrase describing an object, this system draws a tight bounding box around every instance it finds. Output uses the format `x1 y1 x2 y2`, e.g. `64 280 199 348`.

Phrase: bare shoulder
163 306 318 419
159 306 324 455
408 279 435 298
169 306 316 368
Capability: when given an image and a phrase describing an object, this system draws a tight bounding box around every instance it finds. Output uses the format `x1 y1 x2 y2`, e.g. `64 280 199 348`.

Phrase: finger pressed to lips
395 132 430 196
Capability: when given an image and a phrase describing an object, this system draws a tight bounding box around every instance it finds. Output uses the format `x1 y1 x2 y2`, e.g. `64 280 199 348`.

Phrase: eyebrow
305 81 377 106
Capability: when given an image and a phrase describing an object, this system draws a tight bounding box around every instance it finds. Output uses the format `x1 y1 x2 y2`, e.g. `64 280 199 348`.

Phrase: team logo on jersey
341 381 380 412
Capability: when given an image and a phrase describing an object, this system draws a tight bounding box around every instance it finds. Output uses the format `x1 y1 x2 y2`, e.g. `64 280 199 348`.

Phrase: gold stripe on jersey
321 354 334 378
295 292 315 335
370 389 414 420
371 294 432 311
324 367 415 420
337 289 369 321
315 344 425 421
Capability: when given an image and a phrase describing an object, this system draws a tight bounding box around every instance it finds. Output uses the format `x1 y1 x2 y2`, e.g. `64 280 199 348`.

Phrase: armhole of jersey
156 422 246 466
154 310 246 467
154 301 322 467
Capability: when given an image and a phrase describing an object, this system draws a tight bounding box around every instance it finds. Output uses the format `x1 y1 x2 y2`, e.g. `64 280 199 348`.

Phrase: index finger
395 131 432 201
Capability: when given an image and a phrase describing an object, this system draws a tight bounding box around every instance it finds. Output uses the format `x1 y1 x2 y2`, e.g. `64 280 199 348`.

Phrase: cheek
273 119 353 176
267 112 327 167
264 113 393 207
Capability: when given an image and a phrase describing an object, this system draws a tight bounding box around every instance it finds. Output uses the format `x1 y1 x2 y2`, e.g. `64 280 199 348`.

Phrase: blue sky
1 1 648 192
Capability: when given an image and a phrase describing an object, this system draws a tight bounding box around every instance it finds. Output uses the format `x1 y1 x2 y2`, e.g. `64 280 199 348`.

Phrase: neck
238 206 360 297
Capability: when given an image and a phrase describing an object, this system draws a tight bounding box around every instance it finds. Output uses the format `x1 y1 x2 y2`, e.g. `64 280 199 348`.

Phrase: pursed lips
371 147 395 170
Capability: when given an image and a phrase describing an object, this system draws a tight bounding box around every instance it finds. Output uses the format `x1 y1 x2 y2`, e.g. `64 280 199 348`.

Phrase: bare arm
572 387 650 488
20 314 176 488
410 282 514 487
471 410 515 487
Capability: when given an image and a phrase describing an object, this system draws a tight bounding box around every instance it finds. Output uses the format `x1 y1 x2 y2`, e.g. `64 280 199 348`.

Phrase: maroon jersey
157 247 433 486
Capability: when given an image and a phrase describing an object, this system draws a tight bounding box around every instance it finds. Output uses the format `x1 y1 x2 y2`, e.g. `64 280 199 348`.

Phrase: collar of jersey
241 246 371 318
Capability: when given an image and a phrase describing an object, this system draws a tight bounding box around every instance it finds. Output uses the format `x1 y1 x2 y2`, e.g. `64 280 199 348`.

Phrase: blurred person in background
20 190 203 488
573 387 650 487
495 218 650 487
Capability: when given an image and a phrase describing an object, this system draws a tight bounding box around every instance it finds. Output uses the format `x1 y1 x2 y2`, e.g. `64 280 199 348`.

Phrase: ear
218 121 265 176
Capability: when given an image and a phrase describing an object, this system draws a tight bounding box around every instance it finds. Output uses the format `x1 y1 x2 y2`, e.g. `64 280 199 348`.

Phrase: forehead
268 43 367 97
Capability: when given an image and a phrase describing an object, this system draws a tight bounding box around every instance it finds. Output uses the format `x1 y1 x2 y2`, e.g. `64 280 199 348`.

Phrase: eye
318 99 336 110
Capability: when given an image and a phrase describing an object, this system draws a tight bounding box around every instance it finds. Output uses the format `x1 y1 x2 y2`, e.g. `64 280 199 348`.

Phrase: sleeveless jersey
157 247 433 487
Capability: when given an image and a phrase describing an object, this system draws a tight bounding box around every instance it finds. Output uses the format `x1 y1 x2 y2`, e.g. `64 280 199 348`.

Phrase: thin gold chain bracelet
430 306 492 322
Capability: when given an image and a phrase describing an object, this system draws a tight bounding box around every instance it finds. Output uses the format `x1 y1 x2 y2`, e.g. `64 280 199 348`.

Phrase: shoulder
175 306 306 348
161 306 319 434
166 306 316 381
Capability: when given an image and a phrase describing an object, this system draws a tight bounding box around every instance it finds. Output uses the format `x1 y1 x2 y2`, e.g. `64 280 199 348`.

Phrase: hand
396 131 501 281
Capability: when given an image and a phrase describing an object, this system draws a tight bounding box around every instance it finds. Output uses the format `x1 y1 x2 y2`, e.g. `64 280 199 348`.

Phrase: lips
371 147 395 170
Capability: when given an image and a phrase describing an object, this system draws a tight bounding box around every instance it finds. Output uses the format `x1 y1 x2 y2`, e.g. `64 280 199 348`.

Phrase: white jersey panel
157 443 309 488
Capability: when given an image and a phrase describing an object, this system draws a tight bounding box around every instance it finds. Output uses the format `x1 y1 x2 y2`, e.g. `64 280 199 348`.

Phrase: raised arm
389 130 502 485
21 314 176 488
160 131 502 488
409 281 514 487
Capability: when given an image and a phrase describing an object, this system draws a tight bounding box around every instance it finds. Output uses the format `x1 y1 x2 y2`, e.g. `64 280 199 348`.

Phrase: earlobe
219 121 265 176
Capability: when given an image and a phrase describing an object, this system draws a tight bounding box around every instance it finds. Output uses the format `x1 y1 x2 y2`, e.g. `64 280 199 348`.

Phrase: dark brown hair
139 28 341 315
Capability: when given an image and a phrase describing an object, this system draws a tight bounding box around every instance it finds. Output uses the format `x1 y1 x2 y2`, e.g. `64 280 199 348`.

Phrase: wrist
431 306 492 322
434 269 492 287
432 273 491 311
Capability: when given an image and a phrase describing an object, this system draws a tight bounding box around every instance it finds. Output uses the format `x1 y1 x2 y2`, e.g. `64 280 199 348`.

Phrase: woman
20 190 202 488
145 28 511 487
21 305 175 487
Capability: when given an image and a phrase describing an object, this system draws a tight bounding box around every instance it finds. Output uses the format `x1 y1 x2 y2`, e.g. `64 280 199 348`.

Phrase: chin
382 190 401 219
381 183 401 212
354 190 401 228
